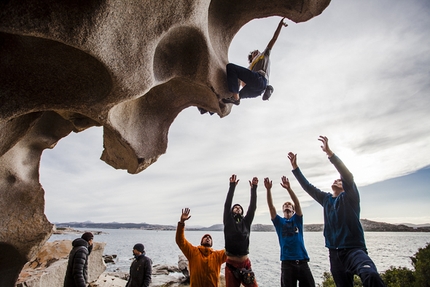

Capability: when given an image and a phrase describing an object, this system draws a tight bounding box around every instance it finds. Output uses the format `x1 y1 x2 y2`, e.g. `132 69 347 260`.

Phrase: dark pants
281 260 315 287
329 248 386 287
226 63 267 99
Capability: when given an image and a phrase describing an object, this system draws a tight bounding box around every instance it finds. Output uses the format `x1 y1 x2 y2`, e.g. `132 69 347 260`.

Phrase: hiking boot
262 85 274 101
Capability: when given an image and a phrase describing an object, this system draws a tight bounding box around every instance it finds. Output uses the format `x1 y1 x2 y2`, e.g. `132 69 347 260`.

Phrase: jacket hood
231 203 244 215
72 238 89 248
197 245 213 257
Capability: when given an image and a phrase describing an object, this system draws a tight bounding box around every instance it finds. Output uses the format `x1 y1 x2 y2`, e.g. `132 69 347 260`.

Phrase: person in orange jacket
176 208 227 287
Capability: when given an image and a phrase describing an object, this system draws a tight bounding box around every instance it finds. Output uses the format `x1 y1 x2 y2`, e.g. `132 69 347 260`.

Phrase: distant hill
55 219 430 232
55 222 176 230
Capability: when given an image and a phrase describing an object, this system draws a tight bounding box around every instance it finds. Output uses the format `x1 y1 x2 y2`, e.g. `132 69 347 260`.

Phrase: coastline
54 218 430 232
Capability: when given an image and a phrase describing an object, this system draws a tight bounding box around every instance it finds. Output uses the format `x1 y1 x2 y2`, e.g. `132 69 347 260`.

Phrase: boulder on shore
16 240 106 287
17 239 226 287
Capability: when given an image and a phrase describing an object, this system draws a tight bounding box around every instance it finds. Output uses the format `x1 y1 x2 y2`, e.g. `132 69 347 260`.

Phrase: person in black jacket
223 174 258 287
126 243 152 287
64 232 94 287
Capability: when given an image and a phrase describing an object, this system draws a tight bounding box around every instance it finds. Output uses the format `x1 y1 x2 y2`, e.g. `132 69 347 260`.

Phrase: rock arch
0 0 330 285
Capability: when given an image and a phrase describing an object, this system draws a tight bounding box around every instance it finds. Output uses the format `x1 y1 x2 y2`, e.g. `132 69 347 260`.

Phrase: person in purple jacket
289 136 385 287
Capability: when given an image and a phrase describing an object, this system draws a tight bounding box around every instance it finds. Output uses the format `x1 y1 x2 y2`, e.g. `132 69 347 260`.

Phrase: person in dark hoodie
126 243 152 287
64 232 94 287
223 174 258 287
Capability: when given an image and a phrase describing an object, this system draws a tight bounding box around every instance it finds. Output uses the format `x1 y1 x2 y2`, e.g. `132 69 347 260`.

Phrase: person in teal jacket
290 136 385 287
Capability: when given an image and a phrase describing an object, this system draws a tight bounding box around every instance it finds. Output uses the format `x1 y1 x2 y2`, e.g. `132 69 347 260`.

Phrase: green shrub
411 242 430 287
319 243 430 287
318 272 362 287
381 266 414 287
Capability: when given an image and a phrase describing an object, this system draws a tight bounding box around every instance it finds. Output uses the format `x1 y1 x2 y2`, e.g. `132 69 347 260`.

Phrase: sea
49 229 430 286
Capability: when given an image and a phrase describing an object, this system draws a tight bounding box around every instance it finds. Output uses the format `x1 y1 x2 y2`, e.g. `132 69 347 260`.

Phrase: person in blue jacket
289 136 385 287
265 176 315 287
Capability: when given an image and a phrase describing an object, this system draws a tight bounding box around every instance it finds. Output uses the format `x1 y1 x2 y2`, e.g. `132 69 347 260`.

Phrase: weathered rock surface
16 240 106 287
0 0 330 285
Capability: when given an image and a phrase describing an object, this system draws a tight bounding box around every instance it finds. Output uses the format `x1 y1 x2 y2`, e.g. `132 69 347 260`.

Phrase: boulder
16 240 106 287
0 1 331 285
103 255 117 264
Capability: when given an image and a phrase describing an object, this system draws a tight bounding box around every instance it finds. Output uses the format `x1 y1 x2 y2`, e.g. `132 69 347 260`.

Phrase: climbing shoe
262 85 274 101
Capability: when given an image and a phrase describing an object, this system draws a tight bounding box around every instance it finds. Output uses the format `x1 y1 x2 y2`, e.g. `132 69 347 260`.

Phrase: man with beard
223 174 258 287
125 243 152 287
176 208 226 287
64 232 94 287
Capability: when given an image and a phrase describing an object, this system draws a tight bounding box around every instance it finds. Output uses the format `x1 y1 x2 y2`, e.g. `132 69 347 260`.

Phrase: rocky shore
16 239 226 287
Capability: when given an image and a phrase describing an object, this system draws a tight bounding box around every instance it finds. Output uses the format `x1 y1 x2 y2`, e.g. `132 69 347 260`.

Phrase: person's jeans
329 248 386 287
281 260 315 287
226 63 267 99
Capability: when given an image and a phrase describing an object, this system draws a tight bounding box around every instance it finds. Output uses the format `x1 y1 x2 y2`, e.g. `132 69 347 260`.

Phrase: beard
201 242 212 247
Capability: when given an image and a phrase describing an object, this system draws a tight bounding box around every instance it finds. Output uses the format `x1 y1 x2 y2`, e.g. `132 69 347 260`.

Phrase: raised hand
287 152 298 169
318 136 334 157
249 177 258 187
180 208 191 223
280 17 288 27
230 174 240 185
280 176 291 190
264 177 272 190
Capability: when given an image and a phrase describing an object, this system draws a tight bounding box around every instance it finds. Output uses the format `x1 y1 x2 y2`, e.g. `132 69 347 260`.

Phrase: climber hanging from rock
222 17 288 106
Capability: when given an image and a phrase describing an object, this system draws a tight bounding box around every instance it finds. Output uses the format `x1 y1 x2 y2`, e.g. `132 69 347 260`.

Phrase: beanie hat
201 234 213 247
81 232 94 242
133 243 145 253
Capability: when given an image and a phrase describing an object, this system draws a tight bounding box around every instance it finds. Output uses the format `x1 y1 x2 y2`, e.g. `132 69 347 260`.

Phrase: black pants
281 260 315 287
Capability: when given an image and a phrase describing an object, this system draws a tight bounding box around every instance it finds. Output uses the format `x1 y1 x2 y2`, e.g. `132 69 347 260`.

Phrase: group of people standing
65 136 386 287
176 136 386 287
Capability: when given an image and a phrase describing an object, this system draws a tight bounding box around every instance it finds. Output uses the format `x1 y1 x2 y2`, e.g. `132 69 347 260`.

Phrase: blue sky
40 0 430 226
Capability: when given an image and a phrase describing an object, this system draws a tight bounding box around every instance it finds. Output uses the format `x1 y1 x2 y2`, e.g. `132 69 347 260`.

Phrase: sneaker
222 98 240 105
262 85 274 101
